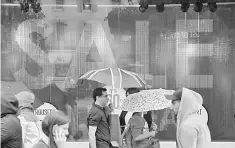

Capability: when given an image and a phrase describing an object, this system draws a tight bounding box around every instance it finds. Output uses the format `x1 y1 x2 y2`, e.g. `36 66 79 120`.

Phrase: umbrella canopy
79 68 146 88
66 79 105 98
120 89 175 112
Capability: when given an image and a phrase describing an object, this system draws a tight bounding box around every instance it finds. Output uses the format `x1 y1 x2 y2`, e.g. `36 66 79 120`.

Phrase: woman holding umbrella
120 93 157 147
120 88 174 148
123 111 157 148
119 88 140 134
120 88 154 134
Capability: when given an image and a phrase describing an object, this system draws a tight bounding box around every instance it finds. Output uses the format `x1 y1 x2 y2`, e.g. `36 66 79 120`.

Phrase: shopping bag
148 138 160 148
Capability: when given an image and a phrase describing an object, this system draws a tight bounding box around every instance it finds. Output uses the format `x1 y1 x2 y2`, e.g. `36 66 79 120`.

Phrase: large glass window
1 0 235 141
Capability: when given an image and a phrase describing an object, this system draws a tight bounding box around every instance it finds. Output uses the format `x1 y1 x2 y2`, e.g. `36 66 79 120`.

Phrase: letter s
15 19 54 89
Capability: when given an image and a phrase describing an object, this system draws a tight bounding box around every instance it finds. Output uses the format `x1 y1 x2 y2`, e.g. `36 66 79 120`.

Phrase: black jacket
1 93 22 148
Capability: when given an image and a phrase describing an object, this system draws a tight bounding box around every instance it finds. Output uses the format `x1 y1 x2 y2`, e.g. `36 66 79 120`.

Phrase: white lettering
15 19 54 89
176 19 213 88
14 19 117 90
65 21 117 80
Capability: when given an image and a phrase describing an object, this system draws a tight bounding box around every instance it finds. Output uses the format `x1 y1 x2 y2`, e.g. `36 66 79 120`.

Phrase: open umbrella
65 79 105 98
79 67 146 88
120 89 174 112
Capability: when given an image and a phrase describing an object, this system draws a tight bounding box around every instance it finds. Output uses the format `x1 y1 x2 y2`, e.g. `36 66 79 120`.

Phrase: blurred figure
33 111 70 148
63 102 76 141
15 91 42 148
1 93 22 148
165 88 211 148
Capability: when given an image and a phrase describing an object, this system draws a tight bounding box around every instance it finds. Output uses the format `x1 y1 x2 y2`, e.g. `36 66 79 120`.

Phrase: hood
1 81 43 109
1 93 19 116
177 88 204 121
15 91 35 109
176 88 211 148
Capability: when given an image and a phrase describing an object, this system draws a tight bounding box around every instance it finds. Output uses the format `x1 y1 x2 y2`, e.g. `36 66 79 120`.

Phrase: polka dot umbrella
120 88 175 112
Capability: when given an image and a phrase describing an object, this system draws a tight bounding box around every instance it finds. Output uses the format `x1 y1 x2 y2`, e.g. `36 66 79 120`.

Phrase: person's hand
108 103 114 112
54 129 67 148
151 122 158 131
150 131 156 137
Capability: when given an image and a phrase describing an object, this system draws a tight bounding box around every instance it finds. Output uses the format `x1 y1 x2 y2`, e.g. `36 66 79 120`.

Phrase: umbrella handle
110 68 115 88
110 88 113 105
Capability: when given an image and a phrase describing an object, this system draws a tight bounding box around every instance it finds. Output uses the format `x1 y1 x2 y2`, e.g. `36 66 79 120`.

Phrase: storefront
1 0 235 143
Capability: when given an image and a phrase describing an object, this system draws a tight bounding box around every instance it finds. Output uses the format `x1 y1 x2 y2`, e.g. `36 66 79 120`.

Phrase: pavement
65 141 235 148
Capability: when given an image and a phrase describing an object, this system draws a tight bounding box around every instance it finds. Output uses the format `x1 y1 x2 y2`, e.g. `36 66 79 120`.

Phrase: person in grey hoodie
1 93 22 148
165 88 211 148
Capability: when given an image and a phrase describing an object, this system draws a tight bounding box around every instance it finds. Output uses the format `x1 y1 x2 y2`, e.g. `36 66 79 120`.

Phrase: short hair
126 87 140 97
93 87 107 102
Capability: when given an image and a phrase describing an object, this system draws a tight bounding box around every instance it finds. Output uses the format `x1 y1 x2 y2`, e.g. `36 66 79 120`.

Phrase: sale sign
104 86 126 115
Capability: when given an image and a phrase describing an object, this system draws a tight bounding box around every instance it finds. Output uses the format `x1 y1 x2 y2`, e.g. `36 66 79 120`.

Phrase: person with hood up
165 88 211 148
15 91 42 148
1 93 22 148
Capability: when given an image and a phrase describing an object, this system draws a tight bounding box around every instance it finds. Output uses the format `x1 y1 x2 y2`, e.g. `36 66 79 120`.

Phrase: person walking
165 88 211 148
1 93 22 148
119 88 140 134
120 88 154 133
87 87 113 148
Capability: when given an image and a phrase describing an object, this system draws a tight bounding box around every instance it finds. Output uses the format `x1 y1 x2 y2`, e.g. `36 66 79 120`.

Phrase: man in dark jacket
1 93 22 148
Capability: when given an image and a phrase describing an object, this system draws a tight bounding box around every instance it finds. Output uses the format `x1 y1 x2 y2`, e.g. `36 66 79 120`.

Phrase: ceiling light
139 0 148 13
20 1 29 13
31 1 42 13
181 2 190 12
208 2 217 12
83 4 91 10
194 2 203 12
156 3 164 13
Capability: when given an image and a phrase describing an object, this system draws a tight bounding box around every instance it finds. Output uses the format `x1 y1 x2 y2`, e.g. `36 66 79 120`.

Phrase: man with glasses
87 87 113 148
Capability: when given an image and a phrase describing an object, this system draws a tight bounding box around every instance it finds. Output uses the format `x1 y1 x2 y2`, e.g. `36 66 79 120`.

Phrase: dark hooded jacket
1 93 22 148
